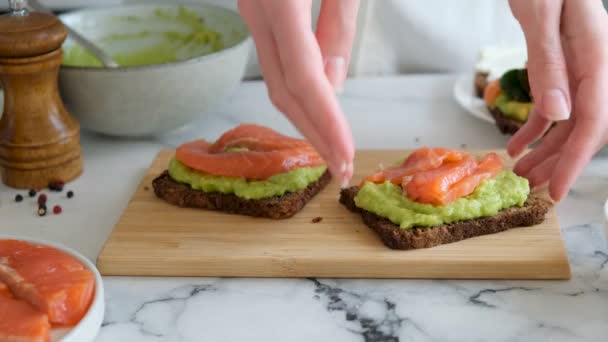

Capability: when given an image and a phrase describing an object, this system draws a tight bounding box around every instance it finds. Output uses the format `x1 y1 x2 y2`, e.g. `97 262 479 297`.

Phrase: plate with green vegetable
455 68 533 135
453 74 495 124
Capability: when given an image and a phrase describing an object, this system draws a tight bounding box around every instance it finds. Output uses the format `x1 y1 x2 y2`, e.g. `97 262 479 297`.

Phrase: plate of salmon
0 237 104 342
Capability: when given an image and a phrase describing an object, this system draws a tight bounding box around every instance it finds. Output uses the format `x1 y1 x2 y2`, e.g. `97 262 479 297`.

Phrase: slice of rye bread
152 170 331 219
339 186 551 250
488 106 524 135
474 71 489 98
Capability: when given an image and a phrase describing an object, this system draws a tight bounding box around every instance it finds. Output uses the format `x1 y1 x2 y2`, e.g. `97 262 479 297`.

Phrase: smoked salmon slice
404 152 503 205
361 148 504 206
434 153 503 205
0 296 51 342
176 124 325 180
361 148 467 186
0 240 95 326
0 281 12 298
404 156 479 204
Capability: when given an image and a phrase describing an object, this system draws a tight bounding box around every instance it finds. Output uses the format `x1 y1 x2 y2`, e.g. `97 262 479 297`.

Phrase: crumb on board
144 186 150 191
311 217 323 223
460 143 468 149
414 137 420 143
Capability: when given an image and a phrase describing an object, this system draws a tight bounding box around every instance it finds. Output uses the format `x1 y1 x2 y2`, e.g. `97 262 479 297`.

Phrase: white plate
453 74 494 124
0 236 104 342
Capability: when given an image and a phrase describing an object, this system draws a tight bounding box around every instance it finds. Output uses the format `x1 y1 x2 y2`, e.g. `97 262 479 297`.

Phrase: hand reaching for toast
507 0 608 201
237 0 359 187
240 0 608 200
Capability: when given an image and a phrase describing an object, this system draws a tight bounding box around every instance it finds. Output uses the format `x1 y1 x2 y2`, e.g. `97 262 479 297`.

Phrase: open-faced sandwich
340 147 550 250
473 45 527 98
153 124 330 219
484 68 533 135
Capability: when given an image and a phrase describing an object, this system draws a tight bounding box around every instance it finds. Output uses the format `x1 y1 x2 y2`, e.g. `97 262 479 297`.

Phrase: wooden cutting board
97 149 571 279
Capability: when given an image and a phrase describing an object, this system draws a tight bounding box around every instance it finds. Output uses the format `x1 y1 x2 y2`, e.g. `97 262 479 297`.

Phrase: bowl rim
0 235 104 342
604 198 608 222
58 2 251 72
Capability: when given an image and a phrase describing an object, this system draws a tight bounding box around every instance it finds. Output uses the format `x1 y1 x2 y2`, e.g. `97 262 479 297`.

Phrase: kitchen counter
2 75 608 341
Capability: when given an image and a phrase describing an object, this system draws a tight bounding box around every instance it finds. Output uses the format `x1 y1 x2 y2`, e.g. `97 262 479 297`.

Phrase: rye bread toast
488 106 524 135
153 170 331 219
339 186 550 250
474 71 489 98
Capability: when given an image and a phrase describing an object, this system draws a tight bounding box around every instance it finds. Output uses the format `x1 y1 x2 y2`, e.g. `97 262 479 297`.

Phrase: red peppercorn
37 193 47 205
53 205 62 215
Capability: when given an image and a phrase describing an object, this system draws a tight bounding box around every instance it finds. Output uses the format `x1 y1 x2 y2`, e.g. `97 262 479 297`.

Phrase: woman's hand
238 0 360 186
508 0 608 201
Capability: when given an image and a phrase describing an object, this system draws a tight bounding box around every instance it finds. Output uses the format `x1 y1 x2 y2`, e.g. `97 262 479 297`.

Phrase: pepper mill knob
0 0 83 189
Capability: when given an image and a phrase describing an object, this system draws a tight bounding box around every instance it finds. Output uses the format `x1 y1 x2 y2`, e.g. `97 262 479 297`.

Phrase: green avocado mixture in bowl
58 4 251 137
62 6 228 68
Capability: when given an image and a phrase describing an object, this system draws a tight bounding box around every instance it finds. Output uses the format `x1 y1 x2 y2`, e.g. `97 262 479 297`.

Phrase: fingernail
339 160 352 189
541 89 570 121
325 56 346 94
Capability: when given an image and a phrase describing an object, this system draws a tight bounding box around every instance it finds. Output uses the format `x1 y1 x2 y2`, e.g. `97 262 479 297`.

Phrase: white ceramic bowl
0 236 104 342
58 3 251 137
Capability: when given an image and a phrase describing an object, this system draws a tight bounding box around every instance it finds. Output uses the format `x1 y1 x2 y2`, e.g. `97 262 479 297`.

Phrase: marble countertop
2 75 608 341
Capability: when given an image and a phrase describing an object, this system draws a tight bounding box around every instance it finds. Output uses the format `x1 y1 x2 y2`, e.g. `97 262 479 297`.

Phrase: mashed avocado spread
63 6 225 67
354 171 529 229
168 158 327 200
495 94 532 122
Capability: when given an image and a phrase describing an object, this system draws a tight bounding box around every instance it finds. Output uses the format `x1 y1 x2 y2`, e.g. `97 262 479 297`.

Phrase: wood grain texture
0 12 82 189
97 149 571 279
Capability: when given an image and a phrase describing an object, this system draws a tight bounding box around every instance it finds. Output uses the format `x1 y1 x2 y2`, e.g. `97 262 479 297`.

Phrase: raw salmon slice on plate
0 295 51 342
0 240 95 326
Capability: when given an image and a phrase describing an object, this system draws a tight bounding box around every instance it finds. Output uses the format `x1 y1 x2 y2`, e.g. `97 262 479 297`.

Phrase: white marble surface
2 75 608 341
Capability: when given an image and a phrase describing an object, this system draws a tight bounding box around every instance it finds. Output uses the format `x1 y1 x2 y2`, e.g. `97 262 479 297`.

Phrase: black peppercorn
37 207 46 216
67 190 74 198
14 194 23 202
28 189 36 197
48 181 64 192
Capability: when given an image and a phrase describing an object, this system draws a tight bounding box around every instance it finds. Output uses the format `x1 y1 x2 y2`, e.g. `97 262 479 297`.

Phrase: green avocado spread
354 171 529 229
495 94 532 122
168 158 327 200
63 6 225 67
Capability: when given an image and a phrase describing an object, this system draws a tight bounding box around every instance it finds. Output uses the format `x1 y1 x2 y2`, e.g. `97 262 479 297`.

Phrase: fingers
513 121 572 176
315 0 360 92
525 154 559 188
239 0 335 169
507 108 552 158
509 0 571 121
239 0 355 185
263 0 355 184
549 75 608 201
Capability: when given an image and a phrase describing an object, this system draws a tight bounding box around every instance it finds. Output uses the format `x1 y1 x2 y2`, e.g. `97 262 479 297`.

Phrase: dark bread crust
153 170 331 219
488 106 524 135
339 186 550 250
474 71 489 98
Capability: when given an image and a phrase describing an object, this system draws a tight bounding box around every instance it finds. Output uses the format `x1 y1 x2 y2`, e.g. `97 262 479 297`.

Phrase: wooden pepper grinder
0 0 82 189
